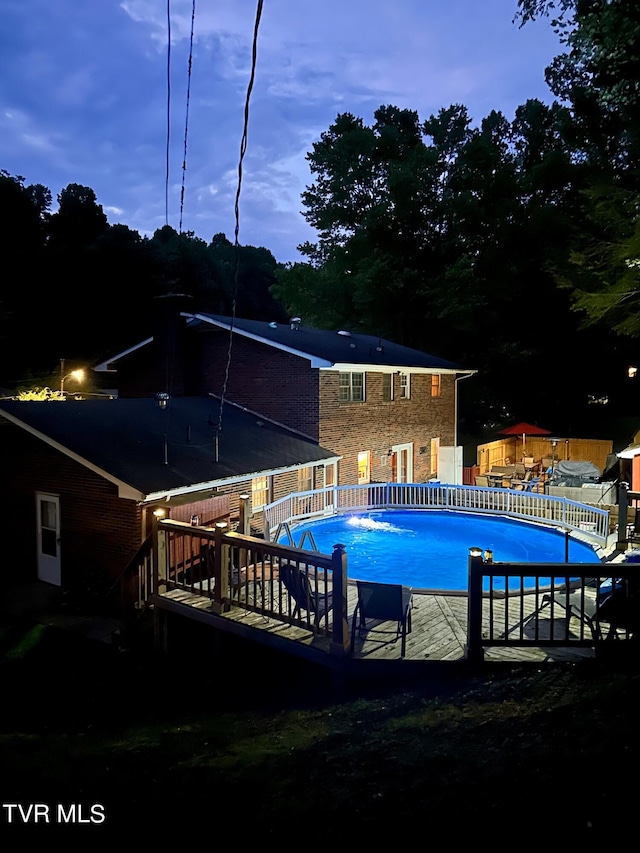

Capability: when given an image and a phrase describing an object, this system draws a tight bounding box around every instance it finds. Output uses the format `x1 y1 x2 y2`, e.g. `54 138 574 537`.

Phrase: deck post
330 543 350 656
156 520 168 591
211 523 231 614
465 548 485 663
618 481 629 549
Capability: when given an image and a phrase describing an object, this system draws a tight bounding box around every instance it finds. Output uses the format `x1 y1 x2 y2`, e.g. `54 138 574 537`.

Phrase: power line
217 0 264 450
165 0 172 226
179 0 197 235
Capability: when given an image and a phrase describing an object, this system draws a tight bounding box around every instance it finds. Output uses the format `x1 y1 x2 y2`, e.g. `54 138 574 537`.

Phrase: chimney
151 293 193 398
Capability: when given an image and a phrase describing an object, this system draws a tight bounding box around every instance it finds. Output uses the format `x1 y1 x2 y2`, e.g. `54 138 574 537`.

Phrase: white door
36 493 61 585
391 443 413 483
438 446 464 485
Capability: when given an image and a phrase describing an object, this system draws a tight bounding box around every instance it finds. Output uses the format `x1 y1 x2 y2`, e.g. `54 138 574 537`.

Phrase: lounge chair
279 563 333 627
515 577 640 644
350 580 413 657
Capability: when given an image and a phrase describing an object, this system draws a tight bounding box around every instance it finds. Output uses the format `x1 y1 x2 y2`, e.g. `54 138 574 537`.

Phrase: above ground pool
284 510 601 591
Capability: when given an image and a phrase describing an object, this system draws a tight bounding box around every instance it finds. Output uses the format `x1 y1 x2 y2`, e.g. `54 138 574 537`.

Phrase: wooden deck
152 581 596 670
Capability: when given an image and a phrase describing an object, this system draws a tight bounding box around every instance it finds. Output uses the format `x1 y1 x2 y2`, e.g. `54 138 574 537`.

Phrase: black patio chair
350 580 413 657
279 563 333 628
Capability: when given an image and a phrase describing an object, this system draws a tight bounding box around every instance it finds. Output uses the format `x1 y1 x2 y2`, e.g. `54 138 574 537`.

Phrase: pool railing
263 482 610 546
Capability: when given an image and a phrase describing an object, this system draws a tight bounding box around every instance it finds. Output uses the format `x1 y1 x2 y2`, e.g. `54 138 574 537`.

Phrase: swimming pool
284 510 602 591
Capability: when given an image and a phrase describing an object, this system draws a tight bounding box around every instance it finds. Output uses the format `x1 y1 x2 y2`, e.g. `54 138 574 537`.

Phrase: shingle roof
190 314 469 371
0 396 338 500
94 314 473 373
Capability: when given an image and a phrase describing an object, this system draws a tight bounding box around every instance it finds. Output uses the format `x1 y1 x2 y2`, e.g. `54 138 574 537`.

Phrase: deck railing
263 483 610 545
152 520 349 653
466 552 638 661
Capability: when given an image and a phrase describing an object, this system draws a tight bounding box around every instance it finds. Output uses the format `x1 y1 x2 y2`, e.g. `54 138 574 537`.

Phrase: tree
517 0 640 341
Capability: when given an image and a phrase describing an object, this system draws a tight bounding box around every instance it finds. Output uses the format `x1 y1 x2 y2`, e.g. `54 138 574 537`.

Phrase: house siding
0 423 142 588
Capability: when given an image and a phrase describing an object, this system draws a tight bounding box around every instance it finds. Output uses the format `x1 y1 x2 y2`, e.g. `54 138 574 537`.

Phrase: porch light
628 366 637 378
152 508 166 518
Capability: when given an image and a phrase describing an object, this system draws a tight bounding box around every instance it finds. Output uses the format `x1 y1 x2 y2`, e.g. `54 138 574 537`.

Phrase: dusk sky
1 1 563 263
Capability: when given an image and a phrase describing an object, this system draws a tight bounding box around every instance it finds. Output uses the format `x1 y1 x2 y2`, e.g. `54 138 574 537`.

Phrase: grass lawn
1 618 639 844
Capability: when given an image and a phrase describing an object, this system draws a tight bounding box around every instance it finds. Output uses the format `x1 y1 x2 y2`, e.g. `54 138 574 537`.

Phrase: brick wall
197 330 320 438
319 371 455 484
0 424 142 588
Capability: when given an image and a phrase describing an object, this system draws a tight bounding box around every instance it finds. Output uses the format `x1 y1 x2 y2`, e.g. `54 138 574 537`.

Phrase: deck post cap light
469 546 483 558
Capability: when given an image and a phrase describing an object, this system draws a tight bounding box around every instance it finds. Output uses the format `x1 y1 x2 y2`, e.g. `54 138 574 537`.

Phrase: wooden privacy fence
477 437 613 474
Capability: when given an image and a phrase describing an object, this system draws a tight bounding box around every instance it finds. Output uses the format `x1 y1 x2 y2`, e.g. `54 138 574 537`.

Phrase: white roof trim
325 363 477 375
0 409 144 501
93 337 153 372
141 456 342 504
187 313 334 368
618 445 640 459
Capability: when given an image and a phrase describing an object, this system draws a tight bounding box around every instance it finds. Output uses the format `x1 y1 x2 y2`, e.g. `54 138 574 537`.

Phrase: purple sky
0 0 562 262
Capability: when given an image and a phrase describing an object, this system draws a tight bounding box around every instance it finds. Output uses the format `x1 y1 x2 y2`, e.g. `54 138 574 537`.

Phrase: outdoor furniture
475 475 489 487
232 559 279 604
350 580 413 657
279 563 333 627
510 577 640 645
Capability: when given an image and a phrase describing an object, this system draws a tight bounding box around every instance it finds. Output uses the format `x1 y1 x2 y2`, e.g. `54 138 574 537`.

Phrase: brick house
98 304 476 496
0 395 338 590
1 304 473 593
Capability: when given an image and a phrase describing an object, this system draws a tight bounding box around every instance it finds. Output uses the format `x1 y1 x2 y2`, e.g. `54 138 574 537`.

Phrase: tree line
273 0 639 433
1 0 638 437
0 175 286 391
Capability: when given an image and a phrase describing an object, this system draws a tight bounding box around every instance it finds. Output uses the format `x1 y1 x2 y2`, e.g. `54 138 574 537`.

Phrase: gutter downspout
455 372 476 484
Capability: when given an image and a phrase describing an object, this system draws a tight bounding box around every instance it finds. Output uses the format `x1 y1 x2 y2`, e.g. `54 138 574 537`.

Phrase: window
431 374 441 397
382 373 393 401
339 372 364 402
251 475 270 510
298 466 313 493
400 372 410 399
357 451 371 484
430 437 440 478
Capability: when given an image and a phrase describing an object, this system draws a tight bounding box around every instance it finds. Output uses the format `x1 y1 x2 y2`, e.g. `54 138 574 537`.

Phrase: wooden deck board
155 586 596 666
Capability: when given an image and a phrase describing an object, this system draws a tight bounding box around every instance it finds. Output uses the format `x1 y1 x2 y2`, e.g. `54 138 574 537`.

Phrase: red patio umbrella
497 422 552 457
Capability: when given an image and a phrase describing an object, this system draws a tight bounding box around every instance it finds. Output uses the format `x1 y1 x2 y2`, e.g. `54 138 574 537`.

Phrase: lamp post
60 358 85 394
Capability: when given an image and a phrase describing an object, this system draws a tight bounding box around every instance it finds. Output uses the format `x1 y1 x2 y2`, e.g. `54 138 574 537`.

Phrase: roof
0 396 339 502
95 313 474 374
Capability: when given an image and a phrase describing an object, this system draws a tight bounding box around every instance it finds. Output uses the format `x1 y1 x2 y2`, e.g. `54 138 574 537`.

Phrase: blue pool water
285 510 601 591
